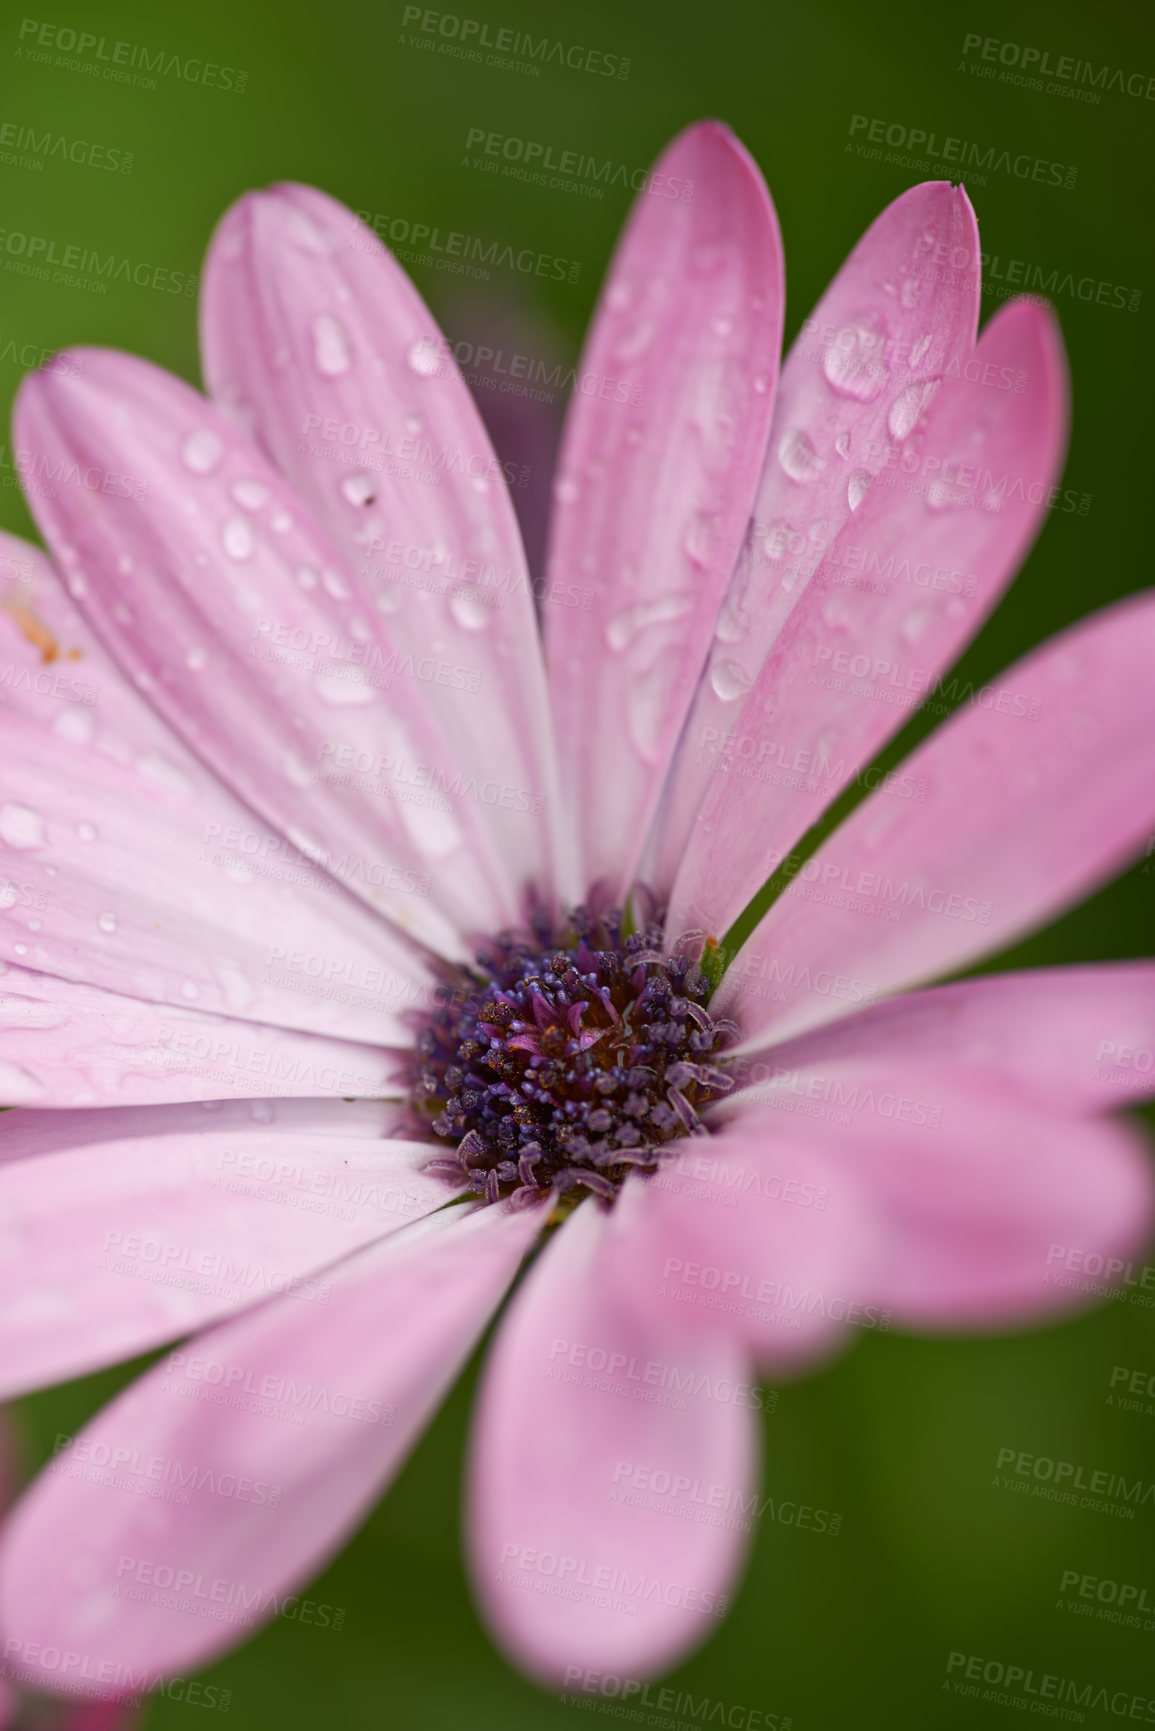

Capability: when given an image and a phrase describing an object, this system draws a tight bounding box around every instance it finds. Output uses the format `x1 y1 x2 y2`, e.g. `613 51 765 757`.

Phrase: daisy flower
0 121 1153 1698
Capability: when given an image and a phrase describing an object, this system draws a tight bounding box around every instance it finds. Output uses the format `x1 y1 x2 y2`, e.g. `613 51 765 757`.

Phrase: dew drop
822 312 890 403
888 379 940 441
341 472 377 507
909 333 932 368
753 372 771 394
322 568 350 599
450 589 491 631
834 430 851 460
709 659 752 702
297 564 318 589
181 429 223 474
553 475 580 505
604 594 693 652
312 314 352 376
66 572 88 599
185 645 208 670
98 912 118 933
607 281 631 311
613 321 656 363
222 517 254 560
250 1098 275 1123
712 313 734 338
231 479 269 511
270 510 293 533
900 274 921 309
847 469 873 511
406 339 440 377
0 805 44 849
404 414 423 434
778 428 824 483
52 706 94 744
900 605 932 645
76 821 97 842
180 980 200 1000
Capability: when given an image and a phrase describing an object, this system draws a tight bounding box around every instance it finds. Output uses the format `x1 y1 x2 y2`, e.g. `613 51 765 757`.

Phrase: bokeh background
3 0 1154 1724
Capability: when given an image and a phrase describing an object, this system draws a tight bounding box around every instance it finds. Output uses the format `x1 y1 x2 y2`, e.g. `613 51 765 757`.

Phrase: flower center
408 907 737 1208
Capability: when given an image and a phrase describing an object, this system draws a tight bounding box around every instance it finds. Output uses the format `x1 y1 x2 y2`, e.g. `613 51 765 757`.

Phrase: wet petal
543 122 783 897
655 180 980 885
469 1196 758 1683
0 1204 539 1688
0 1109 458 1397
668 299 1068 936
716 592 1155 1046
201 183 563 909
15 351 506 954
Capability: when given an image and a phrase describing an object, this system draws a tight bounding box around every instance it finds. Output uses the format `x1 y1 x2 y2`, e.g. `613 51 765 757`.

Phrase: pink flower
0 121 1153 1697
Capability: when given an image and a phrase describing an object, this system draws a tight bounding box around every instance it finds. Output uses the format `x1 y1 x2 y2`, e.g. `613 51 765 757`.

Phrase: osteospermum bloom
1 121 1154 1697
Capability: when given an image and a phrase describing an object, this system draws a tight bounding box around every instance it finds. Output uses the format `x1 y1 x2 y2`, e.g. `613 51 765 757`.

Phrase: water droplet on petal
614 321 656 363
52 706 94 744
834 430 851 460
322 569 349 599
185 645 208 670
0 805 44 849
76 821 96 842
66 572 88 599
712 313 734 337
450 589 491 630
553 475 580 505
822 311 889 402
341 472 377 507
270 510 293 533
404 413 423 434
909 333 932 368
888 379 940 441
753 373 771 395
406 339 440 377
222 517 254 560
312 314 352 376
180 980 200 1000
181 429 224 474
900 274 921 309
900 605 933 644
250 1098 275 1123
778 428 824 483
297 564 318 589
709 659 752 702
98 912 117 933
231 479 268 511
605 594 693 652
607 281 631 311
847 469 873 511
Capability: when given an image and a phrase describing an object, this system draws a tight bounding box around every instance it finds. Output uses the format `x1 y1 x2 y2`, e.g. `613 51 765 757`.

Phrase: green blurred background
3 0 1154 1724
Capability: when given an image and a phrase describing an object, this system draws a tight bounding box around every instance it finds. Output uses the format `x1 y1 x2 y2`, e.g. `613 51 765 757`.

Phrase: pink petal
200 183 563 910
655 180 980 886
0 964 404 1108
0 1204 539 1689
740 1073 1155 1328
667 298 1068 938
610 1134 879 1372
0 1109 459 1397
715 592 1155 1045
543 122 783 898
15 352 505 954
468 1196 758 1684
0 532 432 1044
742 965 1155 1112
